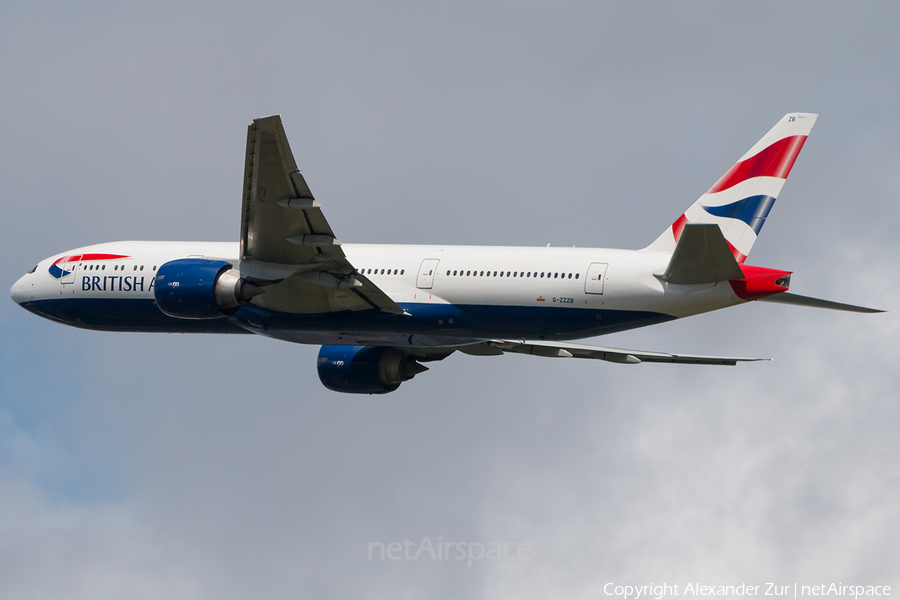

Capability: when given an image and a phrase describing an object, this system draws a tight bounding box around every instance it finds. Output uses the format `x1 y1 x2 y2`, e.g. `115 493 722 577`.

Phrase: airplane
10 113 883 393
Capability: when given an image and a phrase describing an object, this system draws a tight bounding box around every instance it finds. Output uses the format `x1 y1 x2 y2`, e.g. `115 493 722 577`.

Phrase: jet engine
317 345 429 394
154 258 263 319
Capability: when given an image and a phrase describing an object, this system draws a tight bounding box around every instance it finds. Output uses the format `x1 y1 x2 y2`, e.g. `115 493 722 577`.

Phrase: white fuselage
11 240 744 347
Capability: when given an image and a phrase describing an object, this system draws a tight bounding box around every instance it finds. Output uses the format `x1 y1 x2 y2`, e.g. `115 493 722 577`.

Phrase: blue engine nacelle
317 345 429 394
154 258 263 319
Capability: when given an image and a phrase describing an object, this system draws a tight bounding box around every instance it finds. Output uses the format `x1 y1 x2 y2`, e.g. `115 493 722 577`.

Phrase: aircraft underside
20 296 674 346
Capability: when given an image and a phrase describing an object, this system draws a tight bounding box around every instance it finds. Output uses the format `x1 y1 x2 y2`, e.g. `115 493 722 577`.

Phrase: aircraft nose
10 273 32 305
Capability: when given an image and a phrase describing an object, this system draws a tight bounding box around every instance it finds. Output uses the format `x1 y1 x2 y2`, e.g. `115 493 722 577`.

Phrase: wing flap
459 339 766 366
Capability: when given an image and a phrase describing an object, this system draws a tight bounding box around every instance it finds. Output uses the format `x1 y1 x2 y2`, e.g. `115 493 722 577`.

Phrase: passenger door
584 262 608 295
59 256 79 285
416 259 440 289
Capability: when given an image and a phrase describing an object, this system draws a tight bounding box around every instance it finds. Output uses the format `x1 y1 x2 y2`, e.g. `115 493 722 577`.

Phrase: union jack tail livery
645 113 818 262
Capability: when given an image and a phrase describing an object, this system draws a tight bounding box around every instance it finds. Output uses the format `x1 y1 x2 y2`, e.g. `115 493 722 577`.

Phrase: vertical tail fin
644 113 818 262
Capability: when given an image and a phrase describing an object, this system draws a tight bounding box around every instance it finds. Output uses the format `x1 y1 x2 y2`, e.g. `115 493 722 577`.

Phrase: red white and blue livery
10 114 882 393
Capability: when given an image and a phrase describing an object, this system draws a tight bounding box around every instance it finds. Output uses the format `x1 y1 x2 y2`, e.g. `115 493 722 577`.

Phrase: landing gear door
585 262 608 295
416 259 440 289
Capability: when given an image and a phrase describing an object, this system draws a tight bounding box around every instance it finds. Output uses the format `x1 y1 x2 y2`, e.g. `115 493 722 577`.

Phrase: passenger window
380 269 385 274
466 270 471 276
479 271 484 276
446 270 450 276
394 269 398 275
513 272 517 277
540 272 544 278
401 269 405 275
554 273 558 278
575 273 579 279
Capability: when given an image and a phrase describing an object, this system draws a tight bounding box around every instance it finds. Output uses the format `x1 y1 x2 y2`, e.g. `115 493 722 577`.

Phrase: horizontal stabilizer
659 224 744 285
458 339 767 366
758 292 884 313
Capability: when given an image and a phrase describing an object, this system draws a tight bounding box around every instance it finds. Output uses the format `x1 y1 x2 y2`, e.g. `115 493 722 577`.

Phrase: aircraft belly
229 302 674 345
18 298 249 333
20 294 674 344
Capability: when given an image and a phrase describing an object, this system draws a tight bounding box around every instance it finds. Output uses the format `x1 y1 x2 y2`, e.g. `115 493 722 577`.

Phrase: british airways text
80 275 155 292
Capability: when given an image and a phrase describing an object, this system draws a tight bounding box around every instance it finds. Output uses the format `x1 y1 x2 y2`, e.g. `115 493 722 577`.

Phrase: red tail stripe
671 213 689 242
706 135 807 194
726 239 747 264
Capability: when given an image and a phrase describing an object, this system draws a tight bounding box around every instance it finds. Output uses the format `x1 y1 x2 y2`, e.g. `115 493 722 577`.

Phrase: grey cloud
1 1 898 598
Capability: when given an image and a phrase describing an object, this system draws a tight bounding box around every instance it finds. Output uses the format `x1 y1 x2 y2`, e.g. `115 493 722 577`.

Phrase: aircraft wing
238 116 403 314
458 339 766 366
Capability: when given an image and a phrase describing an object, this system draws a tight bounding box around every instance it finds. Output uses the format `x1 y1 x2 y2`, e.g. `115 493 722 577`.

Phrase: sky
1 2 899 598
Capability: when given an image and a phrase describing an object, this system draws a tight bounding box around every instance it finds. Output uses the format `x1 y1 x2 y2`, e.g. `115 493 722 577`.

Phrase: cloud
1 1 898 597
0 477 200 600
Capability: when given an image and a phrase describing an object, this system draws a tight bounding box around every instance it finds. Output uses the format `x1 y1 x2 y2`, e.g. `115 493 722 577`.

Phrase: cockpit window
27 265 38 274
